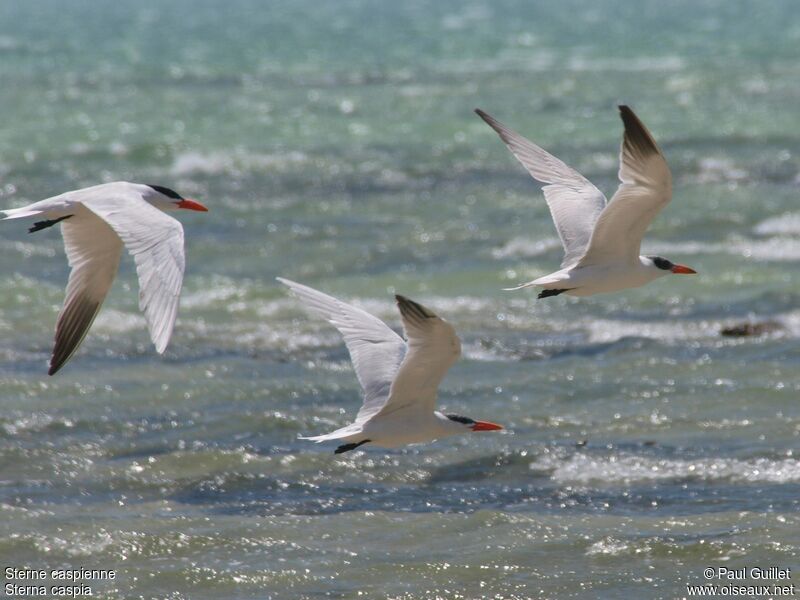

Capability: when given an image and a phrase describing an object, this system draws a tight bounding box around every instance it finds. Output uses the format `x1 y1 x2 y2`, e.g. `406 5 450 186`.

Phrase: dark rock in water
720 320 784 337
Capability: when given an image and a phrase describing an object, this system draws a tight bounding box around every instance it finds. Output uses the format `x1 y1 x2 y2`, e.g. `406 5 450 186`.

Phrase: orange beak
177 199 209 212
671 264 697 274
471 420 504 432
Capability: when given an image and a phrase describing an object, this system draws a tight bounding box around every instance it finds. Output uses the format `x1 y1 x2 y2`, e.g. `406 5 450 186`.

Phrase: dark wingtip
618 105 659 156
48 352 68 376
28 215 72 234
395 294 436 320
474 108 494 124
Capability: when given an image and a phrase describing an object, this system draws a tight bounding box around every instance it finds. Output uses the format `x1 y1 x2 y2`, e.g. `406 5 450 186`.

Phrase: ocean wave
531 452 800 485
31 531 115 557
566 55 685 72
173 292 799 357
645 236 800 262
491 236 561 259
493 233 800 263
0 239 59 259
180 276 256 309
586 537 632 556
584 317 717 344
170 150 307 177
754 212 800 236
0 413 71 436
687 157 749 184
93 309 147 334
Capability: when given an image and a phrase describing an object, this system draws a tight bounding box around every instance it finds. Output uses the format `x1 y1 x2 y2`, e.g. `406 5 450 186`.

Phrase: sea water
0 1 799 598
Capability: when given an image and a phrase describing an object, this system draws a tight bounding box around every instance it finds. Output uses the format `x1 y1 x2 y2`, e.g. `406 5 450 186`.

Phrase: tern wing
278 278 407 423
81 193 186 352
50 212 124 375
372 295 461 420
577 106 672 267
476 109 607 267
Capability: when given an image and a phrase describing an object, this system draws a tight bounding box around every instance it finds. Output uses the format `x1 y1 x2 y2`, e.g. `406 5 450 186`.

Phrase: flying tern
476 105 696 298
279 278 503 453
2 181 208 374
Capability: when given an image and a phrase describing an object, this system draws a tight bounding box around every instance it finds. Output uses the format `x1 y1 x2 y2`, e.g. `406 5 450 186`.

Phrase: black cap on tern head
647 255 698 275
446 414 475 425
146 184 184 200
648 256 673 271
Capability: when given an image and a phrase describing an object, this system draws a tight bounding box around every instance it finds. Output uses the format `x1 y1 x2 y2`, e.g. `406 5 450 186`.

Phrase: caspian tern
1 181 208 375
476 105 697 298
278 278 503 453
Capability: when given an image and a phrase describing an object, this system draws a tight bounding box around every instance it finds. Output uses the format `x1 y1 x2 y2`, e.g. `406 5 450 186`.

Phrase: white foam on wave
531 452 800 485
567 55 685 72
181 279 251 310
171 150 307 177
461 341 507 362
495 230 800 264
584 317 718 344
779 310 800 336
234 324 341 353
645 236 800 262
184 293 526 355
688 157 749 184
0 239 59 259
491 236 561 259
586 537 632 556
93 309 146 334
754 212 800 236
2 413 64 436
32 530 114 557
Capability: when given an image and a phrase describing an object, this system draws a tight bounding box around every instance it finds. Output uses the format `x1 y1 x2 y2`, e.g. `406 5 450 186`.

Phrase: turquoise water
1 1 800 598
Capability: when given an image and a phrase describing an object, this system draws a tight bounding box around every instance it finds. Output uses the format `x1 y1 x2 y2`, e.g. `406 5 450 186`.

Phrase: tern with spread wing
2 181 208 375
476 105 696 298
279 278 503 453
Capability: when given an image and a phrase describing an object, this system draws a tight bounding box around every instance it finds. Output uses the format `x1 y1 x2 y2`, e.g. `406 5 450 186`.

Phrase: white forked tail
1 207 44 220
502 280 539 291
299 423 362 443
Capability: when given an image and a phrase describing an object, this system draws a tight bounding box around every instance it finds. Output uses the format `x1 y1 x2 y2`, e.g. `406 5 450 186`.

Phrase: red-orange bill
178 199 209 212
671 264 697 274
471 420 504 432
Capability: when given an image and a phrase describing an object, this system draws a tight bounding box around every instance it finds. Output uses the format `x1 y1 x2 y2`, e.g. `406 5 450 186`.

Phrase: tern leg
28 215 72 233
334 439 371 454
537 288 571 299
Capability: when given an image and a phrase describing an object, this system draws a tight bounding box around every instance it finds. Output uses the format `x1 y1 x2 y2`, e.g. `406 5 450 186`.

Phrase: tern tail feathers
2 207 44 220
299 423 364 443
502 280 539 291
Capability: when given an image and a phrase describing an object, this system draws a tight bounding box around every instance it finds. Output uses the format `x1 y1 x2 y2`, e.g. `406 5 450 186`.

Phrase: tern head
441 413 504 435
144 184 208 212
645 255 697 276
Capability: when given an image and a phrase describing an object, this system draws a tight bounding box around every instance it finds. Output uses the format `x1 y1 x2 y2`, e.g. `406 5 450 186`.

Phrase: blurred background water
1 0 799 598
